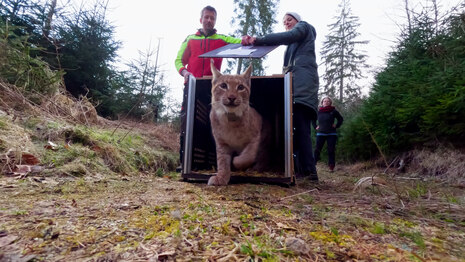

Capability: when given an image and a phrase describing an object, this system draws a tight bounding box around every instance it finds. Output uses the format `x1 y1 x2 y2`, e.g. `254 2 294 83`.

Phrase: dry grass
42 93 99 125
342 161 376 174
409 147 465 183
0 79 99 126
0 80 38 114
0 80 178 179
121 121 179 152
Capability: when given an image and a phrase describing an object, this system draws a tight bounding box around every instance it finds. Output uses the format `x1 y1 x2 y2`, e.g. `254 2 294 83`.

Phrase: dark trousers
314 135 337 166
179 85 188 164
293 104 317 175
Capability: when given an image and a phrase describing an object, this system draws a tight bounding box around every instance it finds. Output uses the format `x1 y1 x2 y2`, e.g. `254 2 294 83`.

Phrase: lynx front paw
208 175 229 186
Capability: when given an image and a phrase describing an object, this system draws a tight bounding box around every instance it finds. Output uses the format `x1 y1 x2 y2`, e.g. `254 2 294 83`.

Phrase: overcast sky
98 0 462 103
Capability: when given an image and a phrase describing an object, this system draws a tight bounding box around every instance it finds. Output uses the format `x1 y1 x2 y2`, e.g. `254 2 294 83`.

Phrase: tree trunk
404 0 412 34
43 0 57 38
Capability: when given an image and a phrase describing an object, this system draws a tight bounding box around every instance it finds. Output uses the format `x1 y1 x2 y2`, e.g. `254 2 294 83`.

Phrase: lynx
208 60 269 186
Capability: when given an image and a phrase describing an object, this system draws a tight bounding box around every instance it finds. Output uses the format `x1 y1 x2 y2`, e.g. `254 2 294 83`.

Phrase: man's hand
241 35 256 46
181 69 192 84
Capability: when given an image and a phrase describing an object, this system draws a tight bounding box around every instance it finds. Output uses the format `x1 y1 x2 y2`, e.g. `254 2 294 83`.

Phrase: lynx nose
227 96 236 104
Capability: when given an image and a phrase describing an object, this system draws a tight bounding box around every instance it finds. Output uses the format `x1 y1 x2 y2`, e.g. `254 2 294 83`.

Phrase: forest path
1 164 464 261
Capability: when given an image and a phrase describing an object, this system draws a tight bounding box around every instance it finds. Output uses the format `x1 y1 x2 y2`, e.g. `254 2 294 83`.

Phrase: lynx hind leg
232 110 262 170
232 148 257 170
250 118 273 172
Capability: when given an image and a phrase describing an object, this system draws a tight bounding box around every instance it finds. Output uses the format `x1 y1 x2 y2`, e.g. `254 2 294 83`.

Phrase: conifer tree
338 1 465 160
320 0 369 103
226 0 278 75
115 41 168 121
56 2 120 117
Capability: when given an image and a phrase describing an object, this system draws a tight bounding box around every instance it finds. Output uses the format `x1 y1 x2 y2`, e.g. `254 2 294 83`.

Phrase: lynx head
210 60 252 118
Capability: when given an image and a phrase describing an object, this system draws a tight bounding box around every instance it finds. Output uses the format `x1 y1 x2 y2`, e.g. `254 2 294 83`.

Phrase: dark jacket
254 21 319 113
314 106 343 134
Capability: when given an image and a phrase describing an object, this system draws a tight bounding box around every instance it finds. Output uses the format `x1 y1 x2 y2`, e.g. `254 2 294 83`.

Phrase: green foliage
1 1 177 121
112 43 168 121
240 241 254 257
0 117 8 130
338 116 375 161
12 210 28 216
407 183 428 199
370 222 386 234
400 231 426 249
227 0 278 75
338 7 465 160
0 0 47 44
55 10 120 117
0 17 61 102
320 0 369 102
2 1 120 116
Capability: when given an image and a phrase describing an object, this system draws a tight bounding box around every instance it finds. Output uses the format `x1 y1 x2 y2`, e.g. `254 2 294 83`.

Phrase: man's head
283 12 301 31
200 6 217 35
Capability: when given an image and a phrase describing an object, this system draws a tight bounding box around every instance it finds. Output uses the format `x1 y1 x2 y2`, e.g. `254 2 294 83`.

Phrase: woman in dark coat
313 96 343 172
242 12 319 180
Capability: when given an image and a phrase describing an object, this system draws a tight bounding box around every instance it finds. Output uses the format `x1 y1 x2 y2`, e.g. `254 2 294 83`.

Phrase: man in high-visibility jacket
175 5 241 171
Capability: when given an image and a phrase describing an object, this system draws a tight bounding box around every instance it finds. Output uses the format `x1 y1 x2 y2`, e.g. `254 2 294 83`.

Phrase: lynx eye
219 83 227 89
237 84 245 91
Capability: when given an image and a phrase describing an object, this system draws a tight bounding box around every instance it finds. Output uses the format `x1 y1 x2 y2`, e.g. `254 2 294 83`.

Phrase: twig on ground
395 177 421 180
411 251 427 262
279 189 318 201
217 244 239 262
384 155 399 174
353 177 387 192
118 121 139 143
78 101 90 126
184 237 194 247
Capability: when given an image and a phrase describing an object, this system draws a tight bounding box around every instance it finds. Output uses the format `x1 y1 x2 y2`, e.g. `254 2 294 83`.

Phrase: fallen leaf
20 152 40 165
91 145 102 152
2 150 39 165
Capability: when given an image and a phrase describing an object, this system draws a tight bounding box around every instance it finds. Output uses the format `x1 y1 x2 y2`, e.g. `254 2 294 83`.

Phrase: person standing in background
313 96 343 172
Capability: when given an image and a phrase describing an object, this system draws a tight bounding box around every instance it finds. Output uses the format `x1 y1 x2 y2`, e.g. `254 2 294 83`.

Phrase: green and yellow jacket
175 29 241 77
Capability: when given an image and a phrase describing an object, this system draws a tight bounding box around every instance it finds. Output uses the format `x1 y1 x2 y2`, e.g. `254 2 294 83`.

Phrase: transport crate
181 73 295 186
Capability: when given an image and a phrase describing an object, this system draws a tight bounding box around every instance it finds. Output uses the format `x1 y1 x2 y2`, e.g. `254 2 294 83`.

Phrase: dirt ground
1 164 464 261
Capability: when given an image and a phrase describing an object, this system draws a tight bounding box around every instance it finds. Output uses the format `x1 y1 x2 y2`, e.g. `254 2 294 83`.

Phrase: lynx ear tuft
242 64 252 80
210 59 222 80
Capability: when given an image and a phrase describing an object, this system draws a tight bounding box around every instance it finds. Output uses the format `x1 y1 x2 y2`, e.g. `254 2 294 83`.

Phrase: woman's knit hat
284 12 301 22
